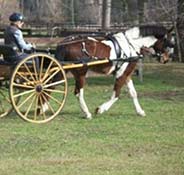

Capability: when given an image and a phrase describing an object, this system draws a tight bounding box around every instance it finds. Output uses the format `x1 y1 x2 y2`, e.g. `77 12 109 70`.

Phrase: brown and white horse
55 25 174 119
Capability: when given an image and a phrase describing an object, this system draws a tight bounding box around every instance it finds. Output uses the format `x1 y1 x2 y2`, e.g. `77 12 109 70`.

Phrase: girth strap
106 34 122 58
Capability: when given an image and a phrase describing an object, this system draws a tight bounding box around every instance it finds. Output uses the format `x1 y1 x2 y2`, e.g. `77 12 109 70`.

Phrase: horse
55 25 174 119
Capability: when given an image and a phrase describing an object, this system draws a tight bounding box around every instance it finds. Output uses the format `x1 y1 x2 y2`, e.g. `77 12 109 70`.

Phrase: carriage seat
0 44 18 63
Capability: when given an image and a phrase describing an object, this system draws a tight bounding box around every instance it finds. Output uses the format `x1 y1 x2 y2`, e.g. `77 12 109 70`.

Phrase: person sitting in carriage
4 12 35 62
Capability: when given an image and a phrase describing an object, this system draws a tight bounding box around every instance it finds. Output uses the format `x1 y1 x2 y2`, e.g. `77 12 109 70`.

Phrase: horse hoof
95 107 104 114
95 107 102 114
86 113 92 119
137 110 146 117
95 108 99 114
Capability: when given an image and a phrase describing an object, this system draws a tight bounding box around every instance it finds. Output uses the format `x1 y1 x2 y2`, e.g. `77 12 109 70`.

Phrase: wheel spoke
32 57 39 81
40 93 55 114
44 88 65 94
16 71 32 83
13 89 35 98
39 95 46 119
24 94 36 118
43 90 63 105
41 60 54 82
34 94 39 121
17 92 35 109
12 82 34 89
23 62 36 81
43 69 60 85
43 80 66 88
39 56 44 79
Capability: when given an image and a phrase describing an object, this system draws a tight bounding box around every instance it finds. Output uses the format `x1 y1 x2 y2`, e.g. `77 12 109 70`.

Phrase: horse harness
80 34 141 73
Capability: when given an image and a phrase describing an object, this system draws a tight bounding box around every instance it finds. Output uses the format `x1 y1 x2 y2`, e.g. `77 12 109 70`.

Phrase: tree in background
74 0 102 26
0 0 19 25
1 0 178 28
138 0 146 24
22 0 65 24
102 0 111 29
177 0 184 62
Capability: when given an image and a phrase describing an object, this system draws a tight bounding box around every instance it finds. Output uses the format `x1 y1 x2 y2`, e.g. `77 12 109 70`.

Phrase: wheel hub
35 84 43 93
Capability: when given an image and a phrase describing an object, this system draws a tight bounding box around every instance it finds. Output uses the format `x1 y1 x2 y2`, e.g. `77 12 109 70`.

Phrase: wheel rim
10 53 67 123
0 81 12 118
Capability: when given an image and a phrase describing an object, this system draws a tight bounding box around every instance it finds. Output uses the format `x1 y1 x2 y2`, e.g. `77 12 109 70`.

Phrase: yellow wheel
10 53 67 123
0 80 12 117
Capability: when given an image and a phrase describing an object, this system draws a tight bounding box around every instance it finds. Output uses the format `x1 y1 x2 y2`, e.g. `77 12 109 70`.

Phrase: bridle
140 36 174 64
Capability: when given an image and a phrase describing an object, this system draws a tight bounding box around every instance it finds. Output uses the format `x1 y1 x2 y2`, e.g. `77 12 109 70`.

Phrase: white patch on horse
106 64 116 75
125 27 157 52
113 32 138 58
126 79 146 116
40 102 49 114
101 40 117 74
76 88 92 119
87 37 98 42
101 40 117 60
96 91 118 114
125 27 140 39
116 62 129 79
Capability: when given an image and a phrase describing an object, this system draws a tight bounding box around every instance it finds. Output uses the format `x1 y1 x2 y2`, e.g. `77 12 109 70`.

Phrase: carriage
0 44 117 123
0 25 174 124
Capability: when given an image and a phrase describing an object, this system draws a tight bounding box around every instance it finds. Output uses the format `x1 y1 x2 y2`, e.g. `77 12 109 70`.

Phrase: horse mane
139 25 167 39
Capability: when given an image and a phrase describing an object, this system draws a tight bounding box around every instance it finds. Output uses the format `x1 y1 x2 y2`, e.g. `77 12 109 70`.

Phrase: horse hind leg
95 62 129 115
74 73 92 119
126 79 146 116
76 88 92 119
96 91 118 114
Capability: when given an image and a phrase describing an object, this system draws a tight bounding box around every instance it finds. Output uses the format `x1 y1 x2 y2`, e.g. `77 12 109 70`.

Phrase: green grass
0 63 184 175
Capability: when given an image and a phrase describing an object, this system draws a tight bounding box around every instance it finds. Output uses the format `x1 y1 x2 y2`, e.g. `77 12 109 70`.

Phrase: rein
60 38 89 45
140 46 162 59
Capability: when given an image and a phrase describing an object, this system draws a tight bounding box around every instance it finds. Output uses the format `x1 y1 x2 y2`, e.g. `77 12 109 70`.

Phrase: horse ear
167 26 174 33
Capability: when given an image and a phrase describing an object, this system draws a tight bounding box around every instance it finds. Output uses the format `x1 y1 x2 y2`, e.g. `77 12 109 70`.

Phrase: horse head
140 26 175 64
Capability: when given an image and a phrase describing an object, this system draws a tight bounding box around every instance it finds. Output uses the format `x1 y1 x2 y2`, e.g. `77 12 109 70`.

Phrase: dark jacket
4 25 33 52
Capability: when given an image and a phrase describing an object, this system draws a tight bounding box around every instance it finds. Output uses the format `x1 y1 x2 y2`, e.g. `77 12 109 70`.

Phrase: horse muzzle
158 53 170 64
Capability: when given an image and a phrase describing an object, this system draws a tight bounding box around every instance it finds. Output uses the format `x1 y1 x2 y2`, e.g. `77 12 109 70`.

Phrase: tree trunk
127 0 139 25
102 0 111 29
138 0 145 24
70 0 75 26
177 0 184 62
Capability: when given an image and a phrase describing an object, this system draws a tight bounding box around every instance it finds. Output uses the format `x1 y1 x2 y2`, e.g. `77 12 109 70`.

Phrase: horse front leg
74 73 92 119
126 78 146 116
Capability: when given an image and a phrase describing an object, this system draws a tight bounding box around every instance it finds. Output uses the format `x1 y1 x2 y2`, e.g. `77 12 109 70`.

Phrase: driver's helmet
9 12 24 22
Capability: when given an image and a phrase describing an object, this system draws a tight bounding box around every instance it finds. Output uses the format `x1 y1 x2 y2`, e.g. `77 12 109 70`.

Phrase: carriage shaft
62 59 110 70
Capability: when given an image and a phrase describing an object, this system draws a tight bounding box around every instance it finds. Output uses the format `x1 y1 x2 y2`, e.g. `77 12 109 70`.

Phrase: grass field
0 63 184 175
